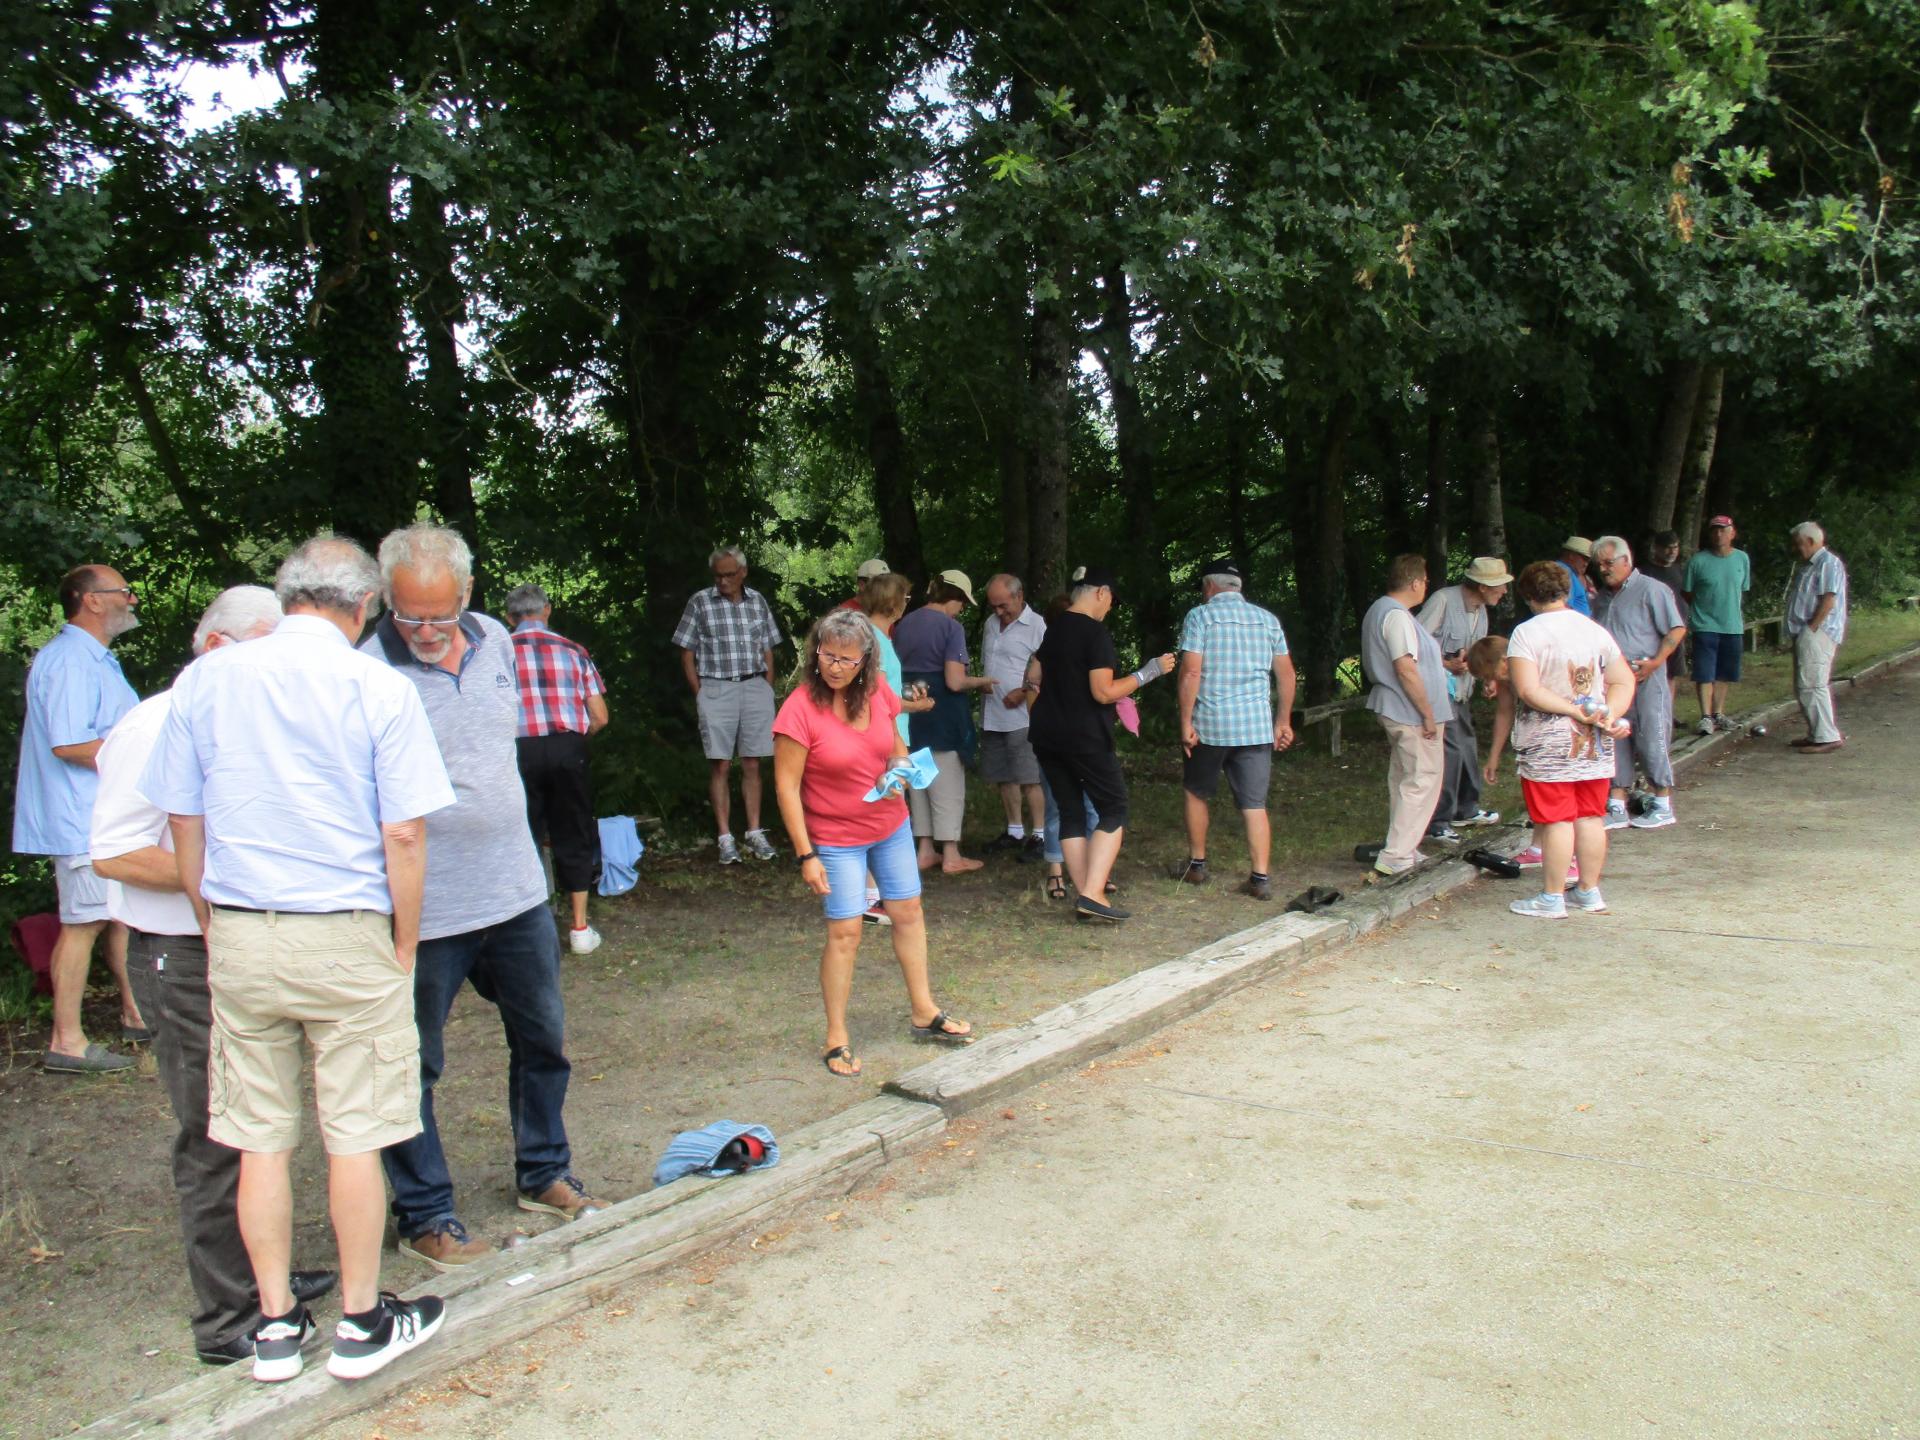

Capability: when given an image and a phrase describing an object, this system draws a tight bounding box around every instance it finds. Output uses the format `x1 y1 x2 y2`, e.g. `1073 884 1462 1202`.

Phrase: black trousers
517 731 601 893
126 929 258 1351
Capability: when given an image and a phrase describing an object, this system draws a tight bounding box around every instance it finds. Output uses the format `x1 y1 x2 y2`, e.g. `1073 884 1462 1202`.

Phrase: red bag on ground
9 912 60 997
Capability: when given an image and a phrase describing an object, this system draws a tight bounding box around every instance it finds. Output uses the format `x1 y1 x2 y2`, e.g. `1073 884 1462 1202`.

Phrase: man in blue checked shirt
12 563 146 1072
1785 521 1849 754
1174 560 1298 901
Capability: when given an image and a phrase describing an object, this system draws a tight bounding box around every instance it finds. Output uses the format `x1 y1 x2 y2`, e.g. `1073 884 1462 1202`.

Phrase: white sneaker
1510 891 1568 919
1373 850 1427 877
1629 799 1675 829
717 834 741 865
1566 886 1608 912
1458 809 1501 828
1714 714 1736 732
862 903 892 927
568 925 603 955
742 828 777 860
1696 717 1716 737
1602 802 1630 831
327 1294 446 1381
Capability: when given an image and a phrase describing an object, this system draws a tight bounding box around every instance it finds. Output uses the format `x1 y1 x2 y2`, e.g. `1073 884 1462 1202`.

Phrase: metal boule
1750 723 1767 736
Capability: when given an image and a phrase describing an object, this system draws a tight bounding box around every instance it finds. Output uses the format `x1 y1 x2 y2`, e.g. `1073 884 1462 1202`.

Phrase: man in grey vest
1361 555 1453 877
1416 557 1512 839
1592 536 1686 830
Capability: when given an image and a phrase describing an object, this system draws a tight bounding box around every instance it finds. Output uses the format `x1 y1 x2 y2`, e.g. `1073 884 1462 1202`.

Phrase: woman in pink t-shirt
773 610 974 1077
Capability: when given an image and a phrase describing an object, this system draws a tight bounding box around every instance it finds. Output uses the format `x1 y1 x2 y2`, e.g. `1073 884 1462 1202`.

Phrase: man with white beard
363 525 606 1275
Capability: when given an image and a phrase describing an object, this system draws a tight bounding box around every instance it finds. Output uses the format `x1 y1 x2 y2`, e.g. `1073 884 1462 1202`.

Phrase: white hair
192 586 282 656
275 534 381 615
987 572 1024 599
1790 521 1825 544
1593 534 1632 564
709 545 747 569
505 583 550 622
378 524 473 597
1202 571 1244 592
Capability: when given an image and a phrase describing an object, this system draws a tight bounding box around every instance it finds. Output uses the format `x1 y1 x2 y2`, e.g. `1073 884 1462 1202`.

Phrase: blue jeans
382 903 572 1235
1039 772 1102 865
817 818 920 920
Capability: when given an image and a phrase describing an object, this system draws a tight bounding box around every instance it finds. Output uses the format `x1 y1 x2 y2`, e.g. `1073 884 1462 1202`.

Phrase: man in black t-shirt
1025 567 1173 925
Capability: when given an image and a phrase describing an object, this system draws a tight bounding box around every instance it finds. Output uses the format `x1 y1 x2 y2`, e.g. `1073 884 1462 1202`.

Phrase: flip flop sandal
821 1045 861 1078
909 1010 974 1045
1045 875 1068 901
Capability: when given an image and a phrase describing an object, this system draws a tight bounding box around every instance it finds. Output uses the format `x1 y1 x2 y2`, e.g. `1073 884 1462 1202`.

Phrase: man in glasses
1592 535 1687 831
12 564 146 1072
364 526 606 1277
673 545 785 864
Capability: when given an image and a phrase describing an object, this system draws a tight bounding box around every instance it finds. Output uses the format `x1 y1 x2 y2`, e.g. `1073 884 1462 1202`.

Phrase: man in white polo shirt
978 573 1047 860
140 534 456 1384
92 586 342 1367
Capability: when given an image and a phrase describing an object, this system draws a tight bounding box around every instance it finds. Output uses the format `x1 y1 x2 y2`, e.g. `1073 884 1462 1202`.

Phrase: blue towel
597 815 644 897
652 1121 780 1187
862 747 940 802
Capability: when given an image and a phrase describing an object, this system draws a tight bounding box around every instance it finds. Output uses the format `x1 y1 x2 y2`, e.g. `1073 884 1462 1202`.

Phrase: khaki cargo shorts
206 908 422 1156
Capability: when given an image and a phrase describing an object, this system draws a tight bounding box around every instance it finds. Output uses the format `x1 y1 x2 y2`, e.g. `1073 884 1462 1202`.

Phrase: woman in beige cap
1416 557 1513 839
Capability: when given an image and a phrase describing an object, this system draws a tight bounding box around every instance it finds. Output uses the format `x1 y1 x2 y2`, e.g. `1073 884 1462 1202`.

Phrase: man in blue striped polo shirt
1174 560 1297 901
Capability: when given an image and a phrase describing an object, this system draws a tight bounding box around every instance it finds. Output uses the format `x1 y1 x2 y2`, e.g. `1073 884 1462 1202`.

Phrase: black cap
1202 558 1242 580
1075 565 1121 600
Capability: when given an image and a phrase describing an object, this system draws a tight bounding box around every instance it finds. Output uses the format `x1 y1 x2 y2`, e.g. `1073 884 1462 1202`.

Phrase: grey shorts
978 727 1042 785
696 677 776 760
54 854 110 925
1182 744 1273 810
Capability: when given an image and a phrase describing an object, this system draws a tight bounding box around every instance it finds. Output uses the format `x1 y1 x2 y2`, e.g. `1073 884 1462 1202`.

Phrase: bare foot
941 856 984 874
917 852 939 871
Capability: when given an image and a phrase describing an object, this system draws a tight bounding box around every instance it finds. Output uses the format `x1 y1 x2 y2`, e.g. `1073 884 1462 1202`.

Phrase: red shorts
1521 776 1610 826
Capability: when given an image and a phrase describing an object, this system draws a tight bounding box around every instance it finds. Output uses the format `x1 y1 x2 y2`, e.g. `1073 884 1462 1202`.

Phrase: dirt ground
2 621 1913 1439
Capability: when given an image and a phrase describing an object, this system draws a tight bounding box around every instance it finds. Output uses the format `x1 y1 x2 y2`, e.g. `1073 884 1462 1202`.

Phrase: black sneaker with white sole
326 1293 447 1381
252 1304 316 1383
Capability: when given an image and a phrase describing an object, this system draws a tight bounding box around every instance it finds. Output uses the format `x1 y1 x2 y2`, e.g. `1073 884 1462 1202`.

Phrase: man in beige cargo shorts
140 534 457 1385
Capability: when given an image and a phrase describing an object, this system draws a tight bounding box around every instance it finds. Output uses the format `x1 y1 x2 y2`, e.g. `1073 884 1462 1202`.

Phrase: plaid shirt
1178 591 1290 746
512 621 606 737
672 586 783 678
1786 546 1848 643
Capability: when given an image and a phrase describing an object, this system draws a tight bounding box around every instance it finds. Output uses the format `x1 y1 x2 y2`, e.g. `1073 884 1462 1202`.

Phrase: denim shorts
1692 630 1743 684
816 818 921 921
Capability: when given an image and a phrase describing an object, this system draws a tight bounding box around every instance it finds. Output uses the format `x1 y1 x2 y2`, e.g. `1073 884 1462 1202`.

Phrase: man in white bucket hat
1417 557 1514 839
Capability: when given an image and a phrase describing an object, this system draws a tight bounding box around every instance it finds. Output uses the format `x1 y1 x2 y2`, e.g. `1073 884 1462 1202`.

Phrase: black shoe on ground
327 1293 447 1381
981 832 1023 853
251 1304 316 1383
197 1333 255 1367
291 1267 338 1305
1017 835 1045 863
1237 875 1273 901
196 1270 337 1367
1073 896 1130 924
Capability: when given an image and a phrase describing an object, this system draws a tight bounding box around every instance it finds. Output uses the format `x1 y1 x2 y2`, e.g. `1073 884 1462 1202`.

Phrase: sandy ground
327 666 1920 1440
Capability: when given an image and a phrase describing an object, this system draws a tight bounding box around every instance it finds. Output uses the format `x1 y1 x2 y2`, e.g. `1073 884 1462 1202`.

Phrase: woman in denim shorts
773 609 974 1077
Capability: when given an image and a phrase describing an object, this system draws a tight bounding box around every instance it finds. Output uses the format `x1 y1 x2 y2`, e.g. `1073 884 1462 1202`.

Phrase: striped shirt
1786 546 1848 643
512 620 606 737
672 586 783 679
1178 591 1291 747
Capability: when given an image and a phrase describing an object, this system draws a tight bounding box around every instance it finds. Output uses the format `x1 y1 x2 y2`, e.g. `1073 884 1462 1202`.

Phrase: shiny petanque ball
502 1233 531 1251
574 1204 604 1220
1750 723 1768 737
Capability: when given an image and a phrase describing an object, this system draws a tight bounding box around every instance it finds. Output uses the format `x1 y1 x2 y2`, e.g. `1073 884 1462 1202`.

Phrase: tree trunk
409 190 477 596
1467 403 1506 561
1675 364 1726 560
305 0 416 546
1424 403 1451 585
996 286 1032 588
1094 264 1167 642
1295 397 1355 704
1645 358 1705 538
1705 376 1742 529
833 290 925 589
1026 262 1073 604
1374 415 1415 558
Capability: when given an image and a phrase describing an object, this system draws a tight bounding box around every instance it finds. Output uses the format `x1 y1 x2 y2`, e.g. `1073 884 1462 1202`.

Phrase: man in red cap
1682 516 1751 733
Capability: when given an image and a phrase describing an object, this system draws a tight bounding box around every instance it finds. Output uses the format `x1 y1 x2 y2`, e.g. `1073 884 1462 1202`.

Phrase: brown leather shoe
518 1174 605 1221
397 1219 491 1271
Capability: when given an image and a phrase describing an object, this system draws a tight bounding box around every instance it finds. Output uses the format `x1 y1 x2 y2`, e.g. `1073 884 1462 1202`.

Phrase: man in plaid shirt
673 546 785 864
507 585 610 953
1174 560 1297 901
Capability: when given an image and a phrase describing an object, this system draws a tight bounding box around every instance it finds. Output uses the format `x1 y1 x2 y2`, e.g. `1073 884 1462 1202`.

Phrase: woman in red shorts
1503 560 1636 918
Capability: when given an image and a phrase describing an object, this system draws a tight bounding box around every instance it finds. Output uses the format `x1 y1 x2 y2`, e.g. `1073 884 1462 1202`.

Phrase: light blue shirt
1557 561 1593 617
870 622 910 743
12 625 139 855
1179 591 1291 747
1786 546 1848 643
138 614 456 914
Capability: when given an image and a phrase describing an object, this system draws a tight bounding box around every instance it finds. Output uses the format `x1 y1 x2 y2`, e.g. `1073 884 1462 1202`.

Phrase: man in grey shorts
1593 536 1687 831
1174 560 1297 900
978 574 1048 860
673 546 784 865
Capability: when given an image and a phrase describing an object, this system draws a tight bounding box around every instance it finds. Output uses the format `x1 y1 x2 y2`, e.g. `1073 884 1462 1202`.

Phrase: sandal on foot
909 1011 973 1045
821 1045 861 1078
1045 875 1067 901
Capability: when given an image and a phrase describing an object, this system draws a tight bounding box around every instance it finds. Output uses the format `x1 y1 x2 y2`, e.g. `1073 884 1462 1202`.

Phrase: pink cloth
772 683 907 846
8 912 59 997
1114 695 1141 737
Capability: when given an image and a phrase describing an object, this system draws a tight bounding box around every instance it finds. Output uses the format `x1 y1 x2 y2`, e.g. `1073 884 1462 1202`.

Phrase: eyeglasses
712 568 743 581
88 587 136 599
818 652 864 671
392 612 462 630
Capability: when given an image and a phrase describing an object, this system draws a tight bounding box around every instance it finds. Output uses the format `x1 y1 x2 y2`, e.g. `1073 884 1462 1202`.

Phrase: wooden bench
1296 694 1368 757
1742 613 1785 651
